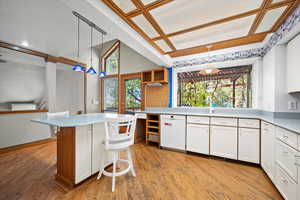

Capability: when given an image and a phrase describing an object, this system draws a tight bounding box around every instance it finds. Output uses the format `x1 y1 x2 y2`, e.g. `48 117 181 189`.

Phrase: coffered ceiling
102 0 299 57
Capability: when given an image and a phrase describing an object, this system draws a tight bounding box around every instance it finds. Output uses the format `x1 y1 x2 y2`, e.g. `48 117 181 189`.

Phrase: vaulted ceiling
102 0 299 57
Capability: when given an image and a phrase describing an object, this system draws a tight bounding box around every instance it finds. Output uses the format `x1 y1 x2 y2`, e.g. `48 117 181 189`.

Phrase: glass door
125 78 141 114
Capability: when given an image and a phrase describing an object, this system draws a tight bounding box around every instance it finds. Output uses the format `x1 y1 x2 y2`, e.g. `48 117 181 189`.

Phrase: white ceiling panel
112 0 137 13
272 0 286 3
150 0 262 34
170 15 256 50
141 0 157 5
155 40 172 52
132 15 160 38
256 6 287 33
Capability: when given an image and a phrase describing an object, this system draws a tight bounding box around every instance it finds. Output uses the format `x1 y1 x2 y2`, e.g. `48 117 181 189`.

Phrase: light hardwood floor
0 142 283 200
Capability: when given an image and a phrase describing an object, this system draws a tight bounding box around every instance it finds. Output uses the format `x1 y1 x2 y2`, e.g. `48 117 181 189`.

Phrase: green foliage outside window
179 74 250 108
125 79 141 112
105 47 119 75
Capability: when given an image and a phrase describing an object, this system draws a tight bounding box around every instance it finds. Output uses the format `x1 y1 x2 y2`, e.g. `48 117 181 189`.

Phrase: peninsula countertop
136 109 300 134
31 113 133 127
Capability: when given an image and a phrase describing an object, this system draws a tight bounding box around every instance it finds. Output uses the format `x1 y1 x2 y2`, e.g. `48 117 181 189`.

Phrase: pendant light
98 31 106 78
199 45 220 75
72 16 85 72
86 26 97 74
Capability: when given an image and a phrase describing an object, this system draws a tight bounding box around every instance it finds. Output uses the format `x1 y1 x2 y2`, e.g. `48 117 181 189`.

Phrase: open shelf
146 114 160 146
153 69 167 82
142 71 152 83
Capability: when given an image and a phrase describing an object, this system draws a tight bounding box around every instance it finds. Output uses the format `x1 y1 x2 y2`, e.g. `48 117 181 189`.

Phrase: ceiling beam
102 0 165 54
248 0 273 35
126 0 173 18
167 32 268 57
271 0 300 32
0 41 49 58
130 0 176 51
152 9 260 41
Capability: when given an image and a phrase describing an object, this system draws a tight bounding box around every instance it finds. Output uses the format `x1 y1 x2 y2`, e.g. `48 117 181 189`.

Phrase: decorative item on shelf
199 45 220 75
72 15 85 72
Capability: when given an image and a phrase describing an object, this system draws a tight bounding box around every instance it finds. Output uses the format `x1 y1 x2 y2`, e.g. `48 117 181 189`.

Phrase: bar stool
47 111 70 137
97 115 137 192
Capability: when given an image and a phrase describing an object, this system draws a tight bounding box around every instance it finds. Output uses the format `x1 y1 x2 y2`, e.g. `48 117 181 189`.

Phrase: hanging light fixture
72 16 85 72
98 30 106 78
199 45 220 75
86 26 97 75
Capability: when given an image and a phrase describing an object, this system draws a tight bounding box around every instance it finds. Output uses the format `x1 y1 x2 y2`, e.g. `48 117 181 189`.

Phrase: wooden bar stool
97 115 137 192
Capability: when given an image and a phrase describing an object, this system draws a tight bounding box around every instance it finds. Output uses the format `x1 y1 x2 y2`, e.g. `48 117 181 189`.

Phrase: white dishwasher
160 115 186 151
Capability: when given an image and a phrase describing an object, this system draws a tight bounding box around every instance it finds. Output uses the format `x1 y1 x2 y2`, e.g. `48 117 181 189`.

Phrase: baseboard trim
0 138 56 154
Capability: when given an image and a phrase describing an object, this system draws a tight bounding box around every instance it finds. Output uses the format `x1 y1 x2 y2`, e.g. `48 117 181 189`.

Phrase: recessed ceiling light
21 41 29 47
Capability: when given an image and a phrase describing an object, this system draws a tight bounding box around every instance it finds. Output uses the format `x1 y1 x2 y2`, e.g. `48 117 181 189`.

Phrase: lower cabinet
261 121 276 182
238 128 260 164
275 164 298 200
186 124 209 155
211 126 238 159
75 125 92 184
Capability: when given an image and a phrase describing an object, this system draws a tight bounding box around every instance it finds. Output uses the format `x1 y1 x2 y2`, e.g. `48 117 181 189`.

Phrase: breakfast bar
32 113 132 186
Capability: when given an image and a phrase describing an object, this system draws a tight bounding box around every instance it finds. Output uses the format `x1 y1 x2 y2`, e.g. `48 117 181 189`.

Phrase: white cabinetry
287 33 300 93
238 128 260 163
75 125 92 184
261 121 275 181
211 126 237 159
187 124 209 154
160 115 186 150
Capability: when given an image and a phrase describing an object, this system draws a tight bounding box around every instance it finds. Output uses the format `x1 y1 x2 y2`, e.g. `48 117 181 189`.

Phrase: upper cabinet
142 68 168 84
287 34 300 93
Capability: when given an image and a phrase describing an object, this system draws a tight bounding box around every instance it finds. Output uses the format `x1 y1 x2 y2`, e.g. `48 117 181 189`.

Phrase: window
178 66 251 108
125 78 141 113
103 77 118 112
103 42 120 75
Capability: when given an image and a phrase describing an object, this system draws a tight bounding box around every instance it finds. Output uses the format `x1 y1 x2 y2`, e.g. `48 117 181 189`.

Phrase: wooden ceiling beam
152 9 261 41
271 0 300 32
130 0 176 51
267 0 296 10
0 41 49 58
248 0 273 35
167 32 268 57
101 0 165 54
126 0 173 18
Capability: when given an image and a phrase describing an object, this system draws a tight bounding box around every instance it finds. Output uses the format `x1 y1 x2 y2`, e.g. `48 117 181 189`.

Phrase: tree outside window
178 66 251 108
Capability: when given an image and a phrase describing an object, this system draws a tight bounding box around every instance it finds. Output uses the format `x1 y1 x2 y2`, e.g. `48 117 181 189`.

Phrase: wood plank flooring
0 142 283 200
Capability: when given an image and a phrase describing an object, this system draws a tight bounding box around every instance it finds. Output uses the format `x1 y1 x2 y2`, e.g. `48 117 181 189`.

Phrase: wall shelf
142 68 168 84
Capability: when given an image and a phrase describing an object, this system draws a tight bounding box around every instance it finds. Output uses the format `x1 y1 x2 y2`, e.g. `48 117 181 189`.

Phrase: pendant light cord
90 26 93 67
77 16 80 59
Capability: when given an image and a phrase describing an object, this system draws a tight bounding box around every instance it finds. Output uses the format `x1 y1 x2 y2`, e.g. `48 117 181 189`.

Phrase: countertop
31 113 133 127
136 110 300 134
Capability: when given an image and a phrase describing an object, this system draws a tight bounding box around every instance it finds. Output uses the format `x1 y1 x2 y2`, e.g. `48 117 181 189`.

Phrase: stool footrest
103 159 131 177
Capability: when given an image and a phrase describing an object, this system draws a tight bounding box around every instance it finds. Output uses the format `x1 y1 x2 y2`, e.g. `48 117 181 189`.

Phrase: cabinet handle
295 162 300 167
282 151 289 154
295 155 300 158
281 178 288 183
283 135 289 139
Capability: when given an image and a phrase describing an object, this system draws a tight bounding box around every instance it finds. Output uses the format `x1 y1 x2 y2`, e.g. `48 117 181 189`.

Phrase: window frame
102 41 120 76
177 66 252 108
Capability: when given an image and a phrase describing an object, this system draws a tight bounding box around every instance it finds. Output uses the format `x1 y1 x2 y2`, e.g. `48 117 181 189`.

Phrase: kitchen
1 0 300 200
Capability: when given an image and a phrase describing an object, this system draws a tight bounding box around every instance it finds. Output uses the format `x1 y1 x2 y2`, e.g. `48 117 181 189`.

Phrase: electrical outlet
288 100 297 110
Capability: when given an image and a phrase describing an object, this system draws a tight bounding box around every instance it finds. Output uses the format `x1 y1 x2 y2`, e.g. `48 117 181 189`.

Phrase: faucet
207 96 215 114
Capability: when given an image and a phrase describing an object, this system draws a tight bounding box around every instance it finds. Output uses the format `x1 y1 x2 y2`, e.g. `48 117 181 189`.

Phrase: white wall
56 64 84 114
261 45 300 113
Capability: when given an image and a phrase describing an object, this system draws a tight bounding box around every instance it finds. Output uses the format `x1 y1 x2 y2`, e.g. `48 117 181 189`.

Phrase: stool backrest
47 111 70 118
104 115 137 148
47 111 70 137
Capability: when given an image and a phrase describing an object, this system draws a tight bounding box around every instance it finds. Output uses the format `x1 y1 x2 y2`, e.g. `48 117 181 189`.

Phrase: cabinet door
238 128 260 164
92 123 113 175
75 125 92 184
211 126 237 159
261 122 275 181
187 124 209 154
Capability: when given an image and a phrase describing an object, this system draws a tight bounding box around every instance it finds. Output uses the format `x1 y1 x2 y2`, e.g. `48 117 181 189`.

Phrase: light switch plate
288 100 297 110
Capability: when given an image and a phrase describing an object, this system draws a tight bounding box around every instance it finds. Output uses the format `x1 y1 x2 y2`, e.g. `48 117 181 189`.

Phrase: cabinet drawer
275 139 298 182
187 116 209 124
276 127 298 150
275 164 297 200
238 119 260 128
211 117 237 127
